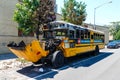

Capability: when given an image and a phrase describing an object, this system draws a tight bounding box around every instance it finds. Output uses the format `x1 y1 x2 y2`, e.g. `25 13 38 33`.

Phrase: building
56 13 62 20
0 0 57 54
0 0 18 36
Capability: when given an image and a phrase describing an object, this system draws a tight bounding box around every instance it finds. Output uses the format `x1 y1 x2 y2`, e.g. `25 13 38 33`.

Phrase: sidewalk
0 53 17 60
0 53 33 80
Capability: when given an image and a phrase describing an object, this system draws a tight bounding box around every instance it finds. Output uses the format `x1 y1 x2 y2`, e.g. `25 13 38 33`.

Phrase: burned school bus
8 21 105 68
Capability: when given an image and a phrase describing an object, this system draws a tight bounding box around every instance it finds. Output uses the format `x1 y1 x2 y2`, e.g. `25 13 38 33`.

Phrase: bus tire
51 51 64 68
95 45 99 55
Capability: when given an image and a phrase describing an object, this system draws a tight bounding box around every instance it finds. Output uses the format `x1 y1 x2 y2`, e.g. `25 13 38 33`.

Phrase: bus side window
70 30 74 38
98 34 100 39
88 32 90 39
76 29 80 38
93 33 95 39
61 24 65 28
102 35 105 43
67 24 69 28
84 30 90 39
97 33 99 40
96 33 98 39
94 33 97 39
81 30 84 39
84 30 87 39
91 35 94 39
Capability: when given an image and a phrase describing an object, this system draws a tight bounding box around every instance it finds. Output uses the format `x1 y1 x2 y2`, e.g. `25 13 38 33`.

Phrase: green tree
14 0 39 36
109 21 120 40
61 0 87 25
115 30 120 40
14 0 56 40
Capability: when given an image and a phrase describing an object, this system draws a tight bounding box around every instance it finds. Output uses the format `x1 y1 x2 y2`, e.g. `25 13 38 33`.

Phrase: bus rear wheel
51 51 64 68
95 45 99 55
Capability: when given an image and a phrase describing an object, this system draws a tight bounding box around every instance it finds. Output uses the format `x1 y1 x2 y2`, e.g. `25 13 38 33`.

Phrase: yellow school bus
8 21 105 68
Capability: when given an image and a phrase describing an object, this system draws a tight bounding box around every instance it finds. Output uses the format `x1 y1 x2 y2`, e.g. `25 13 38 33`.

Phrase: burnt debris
7 40 26 47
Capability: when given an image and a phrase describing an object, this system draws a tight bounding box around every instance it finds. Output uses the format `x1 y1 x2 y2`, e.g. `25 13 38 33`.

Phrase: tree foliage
61 0 87 25
35 0 56 24
33 0 56 39
14 0 56 39
115 30 120 40
14 0 39 35
109 21 120 40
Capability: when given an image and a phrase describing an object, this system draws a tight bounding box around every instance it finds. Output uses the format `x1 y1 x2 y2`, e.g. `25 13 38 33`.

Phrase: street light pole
94 8 96 29
94 1 112 29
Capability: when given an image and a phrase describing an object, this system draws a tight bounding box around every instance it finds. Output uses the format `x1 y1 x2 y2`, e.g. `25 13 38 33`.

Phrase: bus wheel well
51 50 64 68
95 45 99 55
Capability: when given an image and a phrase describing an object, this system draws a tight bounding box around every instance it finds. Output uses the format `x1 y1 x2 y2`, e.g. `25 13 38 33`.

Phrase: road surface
0 48 120 80
29 48 120 80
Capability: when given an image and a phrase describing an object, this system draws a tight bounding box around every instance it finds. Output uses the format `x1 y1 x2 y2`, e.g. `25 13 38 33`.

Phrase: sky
56 0 120 25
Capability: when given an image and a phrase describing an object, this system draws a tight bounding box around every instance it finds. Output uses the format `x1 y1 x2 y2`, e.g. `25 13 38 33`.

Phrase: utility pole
94 1 112 29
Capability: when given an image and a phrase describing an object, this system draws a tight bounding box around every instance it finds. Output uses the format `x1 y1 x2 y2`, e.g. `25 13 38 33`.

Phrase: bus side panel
98 43 105 49
64 45 95 57
63 43 104 58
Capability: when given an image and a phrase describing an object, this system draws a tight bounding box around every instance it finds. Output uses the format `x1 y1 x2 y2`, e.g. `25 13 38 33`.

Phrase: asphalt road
29 48 120 80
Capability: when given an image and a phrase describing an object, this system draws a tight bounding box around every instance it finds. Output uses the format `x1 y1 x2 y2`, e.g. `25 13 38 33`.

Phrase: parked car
107 40 120 49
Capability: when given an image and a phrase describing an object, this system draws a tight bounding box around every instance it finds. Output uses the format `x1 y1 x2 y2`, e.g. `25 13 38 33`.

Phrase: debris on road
39 68 44 72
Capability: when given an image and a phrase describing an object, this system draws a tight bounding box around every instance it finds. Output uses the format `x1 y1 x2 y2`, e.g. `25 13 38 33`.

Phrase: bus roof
50 21 104 34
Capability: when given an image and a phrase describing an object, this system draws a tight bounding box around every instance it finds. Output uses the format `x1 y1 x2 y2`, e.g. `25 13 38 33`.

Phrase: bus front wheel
51 51 64 68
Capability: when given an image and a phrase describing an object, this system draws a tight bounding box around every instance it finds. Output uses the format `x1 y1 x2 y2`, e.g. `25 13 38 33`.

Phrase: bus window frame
80 30 84 39
69 30 75 39
76 29 80 38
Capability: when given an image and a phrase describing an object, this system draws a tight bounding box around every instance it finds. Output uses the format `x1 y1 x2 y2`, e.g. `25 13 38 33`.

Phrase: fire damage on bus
7 21 105 68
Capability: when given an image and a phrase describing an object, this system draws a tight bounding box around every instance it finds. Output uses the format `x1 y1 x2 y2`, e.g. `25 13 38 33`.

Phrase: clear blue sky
56 0 120 25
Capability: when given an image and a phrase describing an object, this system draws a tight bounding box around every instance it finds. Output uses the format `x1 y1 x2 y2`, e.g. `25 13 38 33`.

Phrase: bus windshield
54 29 67 39
43 29 68 39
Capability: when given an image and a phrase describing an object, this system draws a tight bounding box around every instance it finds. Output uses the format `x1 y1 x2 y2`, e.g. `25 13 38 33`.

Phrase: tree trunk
36 25 40 40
